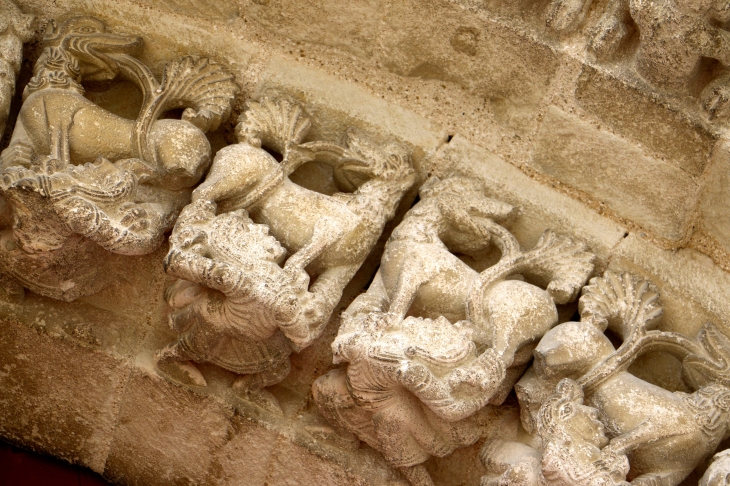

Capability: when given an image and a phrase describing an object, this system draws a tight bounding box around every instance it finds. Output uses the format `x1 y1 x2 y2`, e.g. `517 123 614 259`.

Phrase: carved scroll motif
312 175 596 486
483 270 730 486
155 97 416 412
0 16 237 301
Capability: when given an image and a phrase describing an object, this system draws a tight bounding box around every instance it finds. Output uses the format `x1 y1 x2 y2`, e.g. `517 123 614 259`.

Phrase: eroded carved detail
156 97 416 411
0 17 237 301
484 271 730 486
545 0 730 118
312 176 595 486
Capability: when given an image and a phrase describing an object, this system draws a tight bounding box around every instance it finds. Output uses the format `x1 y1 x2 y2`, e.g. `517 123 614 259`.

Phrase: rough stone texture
2 0 730 484
530 106 699 241
575 66 718 178
0 316 129 473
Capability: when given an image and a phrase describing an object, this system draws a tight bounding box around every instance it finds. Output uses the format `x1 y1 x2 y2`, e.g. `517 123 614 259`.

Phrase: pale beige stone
429 135 627 265
609 234 730 337
530 105 699 241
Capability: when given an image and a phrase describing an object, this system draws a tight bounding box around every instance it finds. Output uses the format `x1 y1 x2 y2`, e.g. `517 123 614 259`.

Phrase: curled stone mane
23 46 83 99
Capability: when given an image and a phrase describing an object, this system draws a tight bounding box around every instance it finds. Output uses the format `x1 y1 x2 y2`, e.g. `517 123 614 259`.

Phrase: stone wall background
2 0 730 484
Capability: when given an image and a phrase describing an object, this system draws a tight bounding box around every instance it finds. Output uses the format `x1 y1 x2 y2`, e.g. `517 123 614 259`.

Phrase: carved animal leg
388 263 434 321
284 216 344 273
345 269 391 316
398 465 435 486
231 358 291 413
702 71 730 119
155 341 207 387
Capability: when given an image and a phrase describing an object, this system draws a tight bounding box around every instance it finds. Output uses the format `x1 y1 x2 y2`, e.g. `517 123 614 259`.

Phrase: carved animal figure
313 176 595 486
157 199 337 411
545 0 730 117
516 272 730 486
0 0 35 138
482 379 630 486
192 97 416 331
0 16 237 301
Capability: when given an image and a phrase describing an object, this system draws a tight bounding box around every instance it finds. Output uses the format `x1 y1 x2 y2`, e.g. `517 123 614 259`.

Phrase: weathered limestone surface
2 0 730 485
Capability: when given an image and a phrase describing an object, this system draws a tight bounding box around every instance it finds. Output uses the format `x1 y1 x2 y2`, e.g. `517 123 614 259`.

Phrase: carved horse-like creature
313 176 595 486
192 97 416 330
0 16 237 301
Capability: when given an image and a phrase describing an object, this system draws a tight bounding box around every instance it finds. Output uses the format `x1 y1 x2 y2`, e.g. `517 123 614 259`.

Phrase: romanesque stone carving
0 16 237 301
156 97 416 410
0 0 35 138
312 176 595 486
483 271 730 486
545 0 730 118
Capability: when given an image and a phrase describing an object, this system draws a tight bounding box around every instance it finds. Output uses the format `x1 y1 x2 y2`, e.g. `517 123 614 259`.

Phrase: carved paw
448 366 491 392
57 196 100 233
702 81 730 120
397 362 431 391
119 203 151 232
545 0 588 31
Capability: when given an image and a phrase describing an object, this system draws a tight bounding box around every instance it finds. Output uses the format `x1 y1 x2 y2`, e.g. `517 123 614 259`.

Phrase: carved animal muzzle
45 17 142 82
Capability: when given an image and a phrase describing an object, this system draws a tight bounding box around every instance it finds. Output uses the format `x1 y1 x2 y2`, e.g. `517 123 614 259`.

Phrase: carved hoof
701 83 730 120
155 359 208 388
589 15 630 59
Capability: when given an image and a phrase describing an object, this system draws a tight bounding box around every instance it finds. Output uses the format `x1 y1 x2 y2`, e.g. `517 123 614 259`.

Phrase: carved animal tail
684 323 730 390
467 230 595 329
0 1 35 138
576 271 707 394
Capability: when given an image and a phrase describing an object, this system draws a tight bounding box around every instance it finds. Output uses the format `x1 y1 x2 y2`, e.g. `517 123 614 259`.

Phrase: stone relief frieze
312 176 595 486
0 16 237 301
483 271 730 486
2 6 730 486
156 97 416 411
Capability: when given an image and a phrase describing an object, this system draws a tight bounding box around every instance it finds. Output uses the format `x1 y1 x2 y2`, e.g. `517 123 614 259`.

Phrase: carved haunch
0 16 237 301
155 97 415 412
483 270 730 486
313 175 596 486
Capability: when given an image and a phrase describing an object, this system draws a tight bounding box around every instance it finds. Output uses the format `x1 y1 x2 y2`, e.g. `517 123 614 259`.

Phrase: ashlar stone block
0 316 130 473
530 105 699 241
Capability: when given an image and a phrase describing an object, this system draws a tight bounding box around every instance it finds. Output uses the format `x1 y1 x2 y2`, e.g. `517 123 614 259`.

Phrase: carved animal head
537 379 629 486
37 17 141 84
533 322 615 380
418 175 517 255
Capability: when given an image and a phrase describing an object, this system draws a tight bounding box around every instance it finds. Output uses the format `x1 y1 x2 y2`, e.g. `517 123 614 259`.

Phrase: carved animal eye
558 404 573 420
76 26 94 33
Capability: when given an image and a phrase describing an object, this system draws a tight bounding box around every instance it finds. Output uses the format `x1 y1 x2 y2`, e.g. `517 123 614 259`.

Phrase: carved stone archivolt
0 16 237 301
4 6 730 486
544 0 730 118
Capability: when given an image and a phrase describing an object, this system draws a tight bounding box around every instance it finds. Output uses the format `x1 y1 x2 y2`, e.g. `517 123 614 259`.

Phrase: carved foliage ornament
313 175 595 486
156 98 416 411
0 16 238 301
